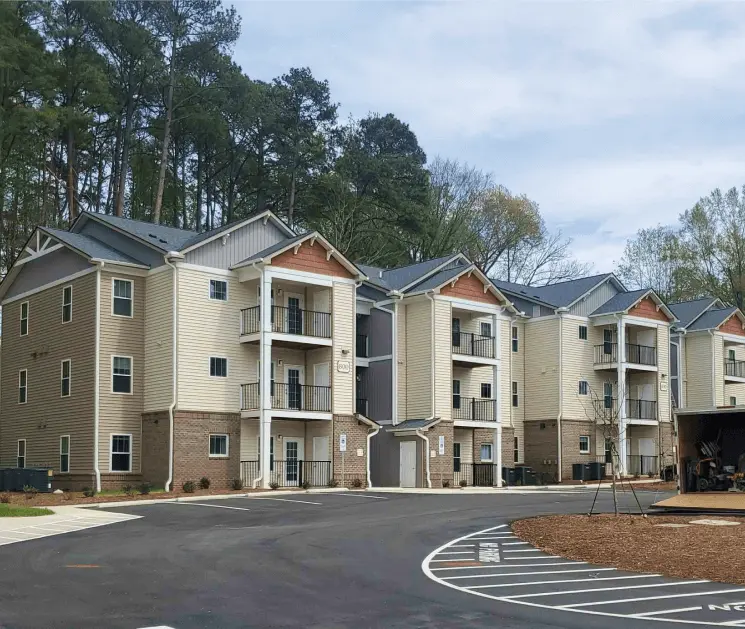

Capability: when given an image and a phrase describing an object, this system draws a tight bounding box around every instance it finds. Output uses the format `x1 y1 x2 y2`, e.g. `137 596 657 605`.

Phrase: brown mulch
513 514 745 585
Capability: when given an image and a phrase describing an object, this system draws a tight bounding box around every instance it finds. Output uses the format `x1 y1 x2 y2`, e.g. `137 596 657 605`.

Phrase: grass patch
0 503 53 517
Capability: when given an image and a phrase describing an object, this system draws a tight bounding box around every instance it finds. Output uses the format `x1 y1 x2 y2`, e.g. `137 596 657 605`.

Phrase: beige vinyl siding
331 281 355 414
524 317 560 421
0 273 96 472
678 335 687 408
434 299 452 421
99 271 145 472
684 334 713 409
144 269 173 412
397 303 407 422
656 324 671 422
499 317 510 428
562 318 607 422
177 267 251 412
724 343 745 404
307 347 332 386
453 365 493 398
404 300 432 419
714 333 725 407
509 319 525 462
454 428 473 465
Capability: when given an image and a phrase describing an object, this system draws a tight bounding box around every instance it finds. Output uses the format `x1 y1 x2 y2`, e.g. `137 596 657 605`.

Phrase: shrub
182 480 196 493
199 477 211 490
327 478 339 488
230 478 243 491
122 484 136 497
300 480 311 490
442 479 450 488
82 486 96 498
0 493 11 504
351 478 363 488
138 482 152 495
647 471 655 478
269 481 280 490
22 485 38 499
459 479 468 488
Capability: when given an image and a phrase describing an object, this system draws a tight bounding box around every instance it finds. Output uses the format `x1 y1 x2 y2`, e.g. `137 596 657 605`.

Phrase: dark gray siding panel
79 220 164 267
367 359 392 424
370 308 392 356
185 220 286 269
370 429 399 487
358 283 387 301
5 248 93 300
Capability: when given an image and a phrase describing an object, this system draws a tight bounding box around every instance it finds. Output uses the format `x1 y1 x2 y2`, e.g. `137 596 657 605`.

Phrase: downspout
163 252 181 492
251 259 265 489
366 424 381 488
420 291 438 489
416 429 432 488
93 262 103 492
556 307 567 483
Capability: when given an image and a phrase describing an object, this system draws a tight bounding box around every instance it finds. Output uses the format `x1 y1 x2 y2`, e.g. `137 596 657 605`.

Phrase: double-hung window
511 326 518 352
210 279 228 301
62 285 72 323
61 359 71 397
480 383 492 399
480 321 492 338
452 380 461 409
514 437 519 463
729 349 736 362
210 357 228 378
579 325 588 340
110 434 131 472
480 443 493 462
112 279 133 317
603 382 613 409
453 442 461 473
60 436 70 473
112 356 132 394
17 440 26 468
731 396 738 406
18 369 27 404
512 381 518 407
20 301 29 336
579 435 590 454
578 380 589 396
209 434 229 458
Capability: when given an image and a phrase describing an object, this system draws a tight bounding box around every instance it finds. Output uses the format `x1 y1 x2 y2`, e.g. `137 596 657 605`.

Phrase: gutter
709 329 717 407
93 262 103 492
163 252 182 492
556 307 567 483
419 291 439 488
415 429 432 489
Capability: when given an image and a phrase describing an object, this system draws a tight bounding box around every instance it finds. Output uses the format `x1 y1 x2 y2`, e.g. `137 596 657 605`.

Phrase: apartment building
0 210 376 491
494 275 677 481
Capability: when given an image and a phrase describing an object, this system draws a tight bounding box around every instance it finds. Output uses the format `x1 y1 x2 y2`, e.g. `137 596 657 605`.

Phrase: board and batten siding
176 266 252 412
434 299 452 422
99 271 145 472
184 220 287 269
568 280 619 316
144 269 173 412
0 272 96 472
523 317 560 420
404 300 432 419
331 281 355 415
683 334 713 409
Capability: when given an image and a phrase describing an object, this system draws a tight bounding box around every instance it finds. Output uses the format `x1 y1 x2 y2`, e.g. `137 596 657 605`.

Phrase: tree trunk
66 129 77 222
288 168 297 228
107 115 123 215
180 139 187 229
115 87 136 217
195 145 202 232
153 32 177 225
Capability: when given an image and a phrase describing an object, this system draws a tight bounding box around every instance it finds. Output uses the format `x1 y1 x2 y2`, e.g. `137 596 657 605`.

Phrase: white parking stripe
328 493 388 499
172 502 251 511
467 536 515 540
502 549 542 553
469 574 661 589
632 606 703 618
505 556 563 561
558 588 745 608
721 620 745 627
433 561 585 572
436 551 473 556
501 541 529 545
444 566 604 581
450 544 475 548
505 580 708 599
247 497 322 505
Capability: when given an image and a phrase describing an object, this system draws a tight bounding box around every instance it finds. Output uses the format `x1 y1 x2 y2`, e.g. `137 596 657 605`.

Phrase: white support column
492 312 502 487
259 270 273 489
616 317 628 476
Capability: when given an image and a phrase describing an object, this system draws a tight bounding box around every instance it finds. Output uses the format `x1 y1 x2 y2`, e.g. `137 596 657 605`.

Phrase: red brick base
333 415 370 488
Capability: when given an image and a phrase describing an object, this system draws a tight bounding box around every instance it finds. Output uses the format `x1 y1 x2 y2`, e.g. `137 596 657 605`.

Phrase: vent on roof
158 238 167 243
148 233 157 239
379 271 383 278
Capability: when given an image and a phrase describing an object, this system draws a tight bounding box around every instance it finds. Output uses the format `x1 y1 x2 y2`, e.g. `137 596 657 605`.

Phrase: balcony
452 332 495 366
593 343 657 369
626 455 658 477
593 398 657 423
240 305 331 345
725 359 745 382
453 397 497 422
240 460 331 488
241 382 332 413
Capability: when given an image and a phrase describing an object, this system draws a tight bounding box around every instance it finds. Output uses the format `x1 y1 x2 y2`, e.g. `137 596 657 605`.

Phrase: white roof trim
565 273 626 311
396 253 470 293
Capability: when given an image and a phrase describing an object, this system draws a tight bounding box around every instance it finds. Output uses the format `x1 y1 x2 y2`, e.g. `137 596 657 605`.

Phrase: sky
232 1 745 272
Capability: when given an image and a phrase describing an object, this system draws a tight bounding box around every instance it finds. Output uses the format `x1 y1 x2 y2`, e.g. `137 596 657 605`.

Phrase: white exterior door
284 437 305 486
312 436 331 485
400 441 417 488
285 365 304 410
638 438 656 475
313 363 330 411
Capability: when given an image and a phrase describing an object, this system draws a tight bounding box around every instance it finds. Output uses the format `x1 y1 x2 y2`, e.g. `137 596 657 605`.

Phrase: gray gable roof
42 228 145 266
687 307 739 332
405 265 468 294
493 273 617 308
78 211 197 251
385 418 440 431
383 255 460 291
232 234 308 267
357 264 390 291
668 298 719 329
590 289 649 316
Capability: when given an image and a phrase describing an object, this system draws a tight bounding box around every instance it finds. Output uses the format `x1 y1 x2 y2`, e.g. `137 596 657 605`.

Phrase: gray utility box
0 468 53 492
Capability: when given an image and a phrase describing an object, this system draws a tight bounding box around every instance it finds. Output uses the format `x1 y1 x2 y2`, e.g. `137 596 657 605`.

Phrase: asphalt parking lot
0 488 704 629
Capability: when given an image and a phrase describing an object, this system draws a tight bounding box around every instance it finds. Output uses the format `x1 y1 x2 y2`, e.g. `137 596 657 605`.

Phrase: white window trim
61 359 71 397
20 301 29 336
514 436 519 463
111 277 134 318
480 382 492 399
60 435 70 473
512 381 519 407
209 433 230 458
18 369 27 404
111 355 134 395
579 435 591 454
511 325 518 352
731 396 738 406
579 325 588 340
578 380 588 396
62 285 73 323
209 356 229 378
480 443 493 462
17 439 26 468
109 433 133 473
209 278 229 301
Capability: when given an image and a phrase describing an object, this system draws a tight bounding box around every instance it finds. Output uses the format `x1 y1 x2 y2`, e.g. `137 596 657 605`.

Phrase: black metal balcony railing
453 397 497 421
454 463 501 487
239 460 331 487
626 455 658 476
356 334 369 358
356 397 368 415
725 359 745 378
240 305 331 338
241 383 331 412
626 398 657 420
593 397 616 420
452 332 494 358
593 343 657 366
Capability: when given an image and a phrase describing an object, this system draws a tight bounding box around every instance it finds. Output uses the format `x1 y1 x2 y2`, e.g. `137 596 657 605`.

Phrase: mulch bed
513 514 745 585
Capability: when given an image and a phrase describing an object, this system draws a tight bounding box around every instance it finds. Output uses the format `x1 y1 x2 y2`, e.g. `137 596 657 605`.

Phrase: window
17 440 26 468
480 383 492 399
62 285 72 323
210 279 228 301
209 434 229 457
579 435 590 454
112 356 132 394
60 436 70 473
18 369 27 404
112 278 133 317
731 396 738 406
480 443 493 462
258 360 276 396
579 325 588 340
110 435 131 472
61 359 71 397
604 438 613 464
514 437 519 463
578 380 588 396
452 318 461 347
480 321 492 337
453 442 461 473
452 379 461 409
603 328 613 354
729 349 736 362
603 382 613 409
20 301 28 336
210 357 228 378
512 326 518 352
512 381 518 407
